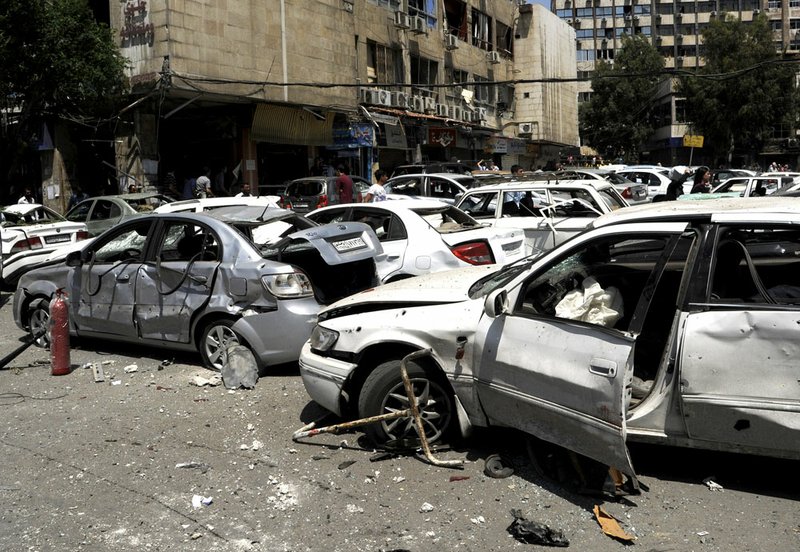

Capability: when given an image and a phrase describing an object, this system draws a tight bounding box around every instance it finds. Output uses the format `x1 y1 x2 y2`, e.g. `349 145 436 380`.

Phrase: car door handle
589 358 617 378
116 274 130 282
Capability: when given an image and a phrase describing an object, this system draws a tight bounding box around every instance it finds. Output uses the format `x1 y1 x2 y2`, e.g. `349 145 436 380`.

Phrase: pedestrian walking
364 170 388 202
335 165 354 204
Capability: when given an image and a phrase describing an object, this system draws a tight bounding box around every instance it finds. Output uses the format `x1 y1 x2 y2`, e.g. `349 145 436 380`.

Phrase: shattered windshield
413 205 480 233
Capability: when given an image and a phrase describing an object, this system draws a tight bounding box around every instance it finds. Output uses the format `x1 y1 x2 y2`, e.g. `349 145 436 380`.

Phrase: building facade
39 0 578 207
552 0 797 166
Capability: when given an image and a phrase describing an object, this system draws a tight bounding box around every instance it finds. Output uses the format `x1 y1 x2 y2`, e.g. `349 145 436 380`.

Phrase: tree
0 0 127 196
579 34 664 163
677 14 799 166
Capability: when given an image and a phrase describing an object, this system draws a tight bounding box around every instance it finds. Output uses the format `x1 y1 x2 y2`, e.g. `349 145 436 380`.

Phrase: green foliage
0 0 127 183
579 34 664 163
678 14 799 164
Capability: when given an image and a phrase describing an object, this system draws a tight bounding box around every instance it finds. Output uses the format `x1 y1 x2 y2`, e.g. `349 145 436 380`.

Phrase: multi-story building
551 0 796 166
38 0 580 210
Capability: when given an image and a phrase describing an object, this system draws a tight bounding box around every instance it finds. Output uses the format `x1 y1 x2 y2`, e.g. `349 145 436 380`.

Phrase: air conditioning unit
410 95 425 112
473 107 487 123
445 34 459 50
394 10 411 29
448 105 463 120
656 36 662 43
376 89 392 106
461 109 473 123
633 15 639 21
518 122 535 135
423 96 437 112
436 103 449 117
655 13 661 21
359 87 380 104
753 8 760 14
391 91 410 109
487 51 501 64
411 15 426 34
710 10 717 16
676 56 684 63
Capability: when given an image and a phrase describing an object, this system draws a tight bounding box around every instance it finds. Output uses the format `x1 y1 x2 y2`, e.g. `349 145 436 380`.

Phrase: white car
454 179 628 256
383 173 471 204
153 196 278 214
300 197 800 477
1 204 88 287
307 199 526 283
617 167 675 198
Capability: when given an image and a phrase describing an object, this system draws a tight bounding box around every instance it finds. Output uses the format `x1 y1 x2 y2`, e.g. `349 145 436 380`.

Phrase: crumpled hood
318 264 499 319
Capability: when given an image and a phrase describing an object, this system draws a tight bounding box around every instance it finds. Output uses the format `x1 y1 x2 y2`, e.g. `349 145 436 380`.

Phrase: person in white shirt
364 170 388 202
18 188 35 204
235 183 254 197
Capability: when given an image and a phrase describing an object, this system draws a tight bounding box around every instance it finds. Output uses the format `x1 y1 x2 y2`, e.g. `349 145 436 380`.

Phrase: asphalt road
0 292 797 551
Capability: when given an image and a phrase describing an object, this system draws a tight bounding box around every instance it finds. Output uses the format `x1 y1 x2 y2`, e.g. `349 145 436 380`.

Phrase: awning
251 104 334 146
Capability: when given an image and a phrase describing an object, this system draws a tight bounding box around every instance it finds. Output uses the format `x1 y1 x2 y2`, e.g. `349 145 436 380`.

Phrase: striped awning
251 104 334 146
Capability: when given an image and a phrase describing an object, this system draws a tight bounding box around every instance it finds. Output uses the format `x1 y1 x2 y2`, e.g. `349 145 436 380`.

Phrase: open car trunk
261 222 382 305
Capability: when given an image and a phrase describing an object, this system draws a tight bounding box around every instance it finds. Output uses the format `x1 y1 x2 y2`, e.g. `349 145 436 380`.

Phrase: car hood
318 264 498 320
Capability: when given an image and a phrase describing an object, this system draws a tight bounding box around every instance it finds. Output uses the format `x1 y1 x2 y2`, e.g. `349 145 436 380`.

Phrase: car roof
314 198 457 213
592 197 800 228
461 179 615 192
90 192 169 201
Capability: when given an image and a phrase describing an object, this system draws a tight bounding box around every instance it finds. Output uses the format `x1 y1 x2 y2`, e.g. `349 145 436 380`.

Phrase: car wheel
358 358 454 445
28 299 51 348
200 319 241 371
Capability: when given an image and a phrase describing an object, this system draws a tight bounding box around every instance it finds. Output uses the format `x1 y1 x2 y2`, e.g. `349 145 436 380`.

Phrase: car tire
199 319 241 371
358 358 454 446
28 299 51 348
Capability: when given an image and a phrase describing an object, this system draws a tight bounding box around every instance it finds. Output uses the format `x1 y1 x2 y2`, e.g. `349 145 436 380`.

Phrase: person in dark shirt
335 165 354 204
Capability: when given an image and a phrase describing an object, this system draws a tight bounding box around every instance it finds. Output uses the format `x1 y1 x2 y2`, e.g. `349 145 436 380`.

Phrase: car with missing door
14 210 381 370
299 197 800 478
454 179 628 256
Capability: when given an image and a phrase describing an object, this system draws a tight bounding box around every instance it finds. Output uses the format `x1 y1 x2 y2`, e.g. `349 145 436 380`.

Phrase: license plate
332 237 366 252
293 203 308 209
45 234 71 244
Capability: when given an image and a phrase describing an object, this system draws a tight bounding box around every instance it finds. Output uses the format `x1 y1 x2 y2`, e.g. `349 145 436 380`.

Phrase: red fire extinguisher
49 288 71 376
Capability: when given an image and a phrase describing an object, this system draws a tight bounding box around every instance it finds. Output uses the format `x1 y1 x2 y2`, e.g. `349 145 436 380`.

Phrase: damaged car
299 197 800 477
14 210 381 370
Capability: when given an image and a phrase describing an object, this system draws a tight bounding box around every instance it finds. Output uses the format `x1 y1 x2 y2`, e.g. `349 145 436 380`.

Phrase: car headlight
261 272 313 298
309 325 339 352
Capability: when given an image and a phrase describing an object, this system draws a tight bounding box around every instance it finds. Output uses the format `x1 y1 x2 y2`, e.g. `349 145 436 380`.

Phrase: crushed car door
72 220 152 337
474 225 687 474
680 224 800 457
136 221 220 342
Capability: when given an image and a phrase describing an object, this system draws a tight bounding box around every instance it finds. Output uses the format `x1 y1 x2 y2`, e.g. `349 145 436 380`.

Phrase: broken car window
91 221 151 263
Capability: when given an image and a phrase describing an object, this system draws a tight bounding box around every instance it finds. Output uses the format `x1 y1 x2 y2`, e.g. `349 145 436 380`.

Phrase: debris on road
507 509 569 547
593 505 635 543
420 502 434 513
484 453 515 478
703 477 724 492
338 460 356 470
190 374 222 387
175 462 210 474
123 364 138 373
221 345 258 389
191 495 213 509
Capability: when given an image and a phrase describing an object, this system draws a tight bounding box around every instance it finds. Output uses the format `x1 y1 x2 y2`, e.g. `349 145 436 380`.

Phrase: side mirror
65 250 83 267
484 288 509 318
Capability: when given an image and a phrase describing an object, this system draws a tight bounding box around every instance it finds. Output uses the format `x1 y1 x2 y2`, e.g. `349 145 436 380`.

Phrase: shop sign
333 124 374 148
429 128 457 148
385 124 407 148
486 136 508 154
507 139 527 155
121 0 154 47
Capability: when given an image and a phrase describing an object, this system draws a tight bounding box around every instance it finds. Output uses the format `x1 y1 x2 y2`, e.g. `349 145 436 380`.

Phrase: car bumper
231 297 320 367
298 341 357 417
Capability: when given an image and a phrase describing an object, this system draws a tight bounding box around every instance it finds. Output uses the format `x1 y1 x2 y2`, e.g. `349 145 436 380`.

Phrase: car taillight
76 231 89 241
10 236 43 254
450 241 494 265
621 187 632 199
318 194 328 208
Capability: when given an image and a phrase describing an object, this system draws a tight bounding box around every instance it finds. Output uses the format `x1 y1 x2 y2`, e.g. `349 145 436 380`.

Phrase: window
444 0 468 40
90 200 122 221
367 41 400 85
496 20 513 57
92 221 151 263
577 49 596 61
371 0 401 8
472 8 492 50
159 223 220 262
473 75 492 105
518 235 673 331
350 208 407 241
445 68 469 102
711 226 800 305
409 0 436 26
410 56 439 98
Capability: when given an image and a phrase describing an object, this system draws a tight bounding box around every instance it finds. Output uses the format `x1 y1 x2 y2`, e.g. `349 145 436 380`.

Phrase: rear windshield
411 205 481 233
286 181 323 196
